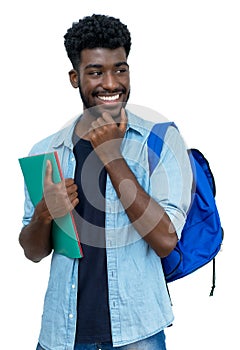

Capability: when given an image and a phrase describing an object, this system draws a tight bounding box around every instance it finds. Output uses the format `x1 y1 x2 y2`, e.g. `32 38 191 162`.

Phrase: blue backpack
147 122 223 295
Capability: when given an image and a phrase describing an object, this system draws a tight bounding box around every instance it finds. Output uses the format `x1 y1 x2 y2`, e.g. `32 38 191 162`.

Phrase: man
19 14 192 350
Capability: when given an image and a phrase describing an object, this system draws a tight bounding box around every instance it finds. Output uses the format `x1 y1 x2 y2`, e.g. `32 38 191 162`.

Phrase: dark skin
18 163 79 262
19 47 177 262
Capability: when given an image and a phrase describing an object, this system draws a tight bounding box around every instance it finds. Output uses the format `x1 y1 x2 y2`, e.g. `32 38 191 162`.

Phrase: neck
75 110 95 140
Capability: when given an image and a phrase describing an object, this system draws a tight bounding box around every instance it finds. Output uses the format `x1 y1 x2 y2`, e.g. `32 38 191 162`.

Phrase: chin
87 102 124 119
102 103 122 117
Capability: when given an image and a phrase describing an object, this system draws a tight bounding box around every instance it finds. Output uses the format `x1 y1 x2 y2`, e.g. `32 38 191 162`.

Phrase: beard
78 84 130 119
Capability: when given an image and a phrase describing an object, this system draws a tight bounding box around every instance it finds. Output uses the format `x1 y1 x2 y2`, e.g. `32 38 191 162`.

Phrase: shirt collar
50 109 147 150
125 109 147 136
51 115 80 149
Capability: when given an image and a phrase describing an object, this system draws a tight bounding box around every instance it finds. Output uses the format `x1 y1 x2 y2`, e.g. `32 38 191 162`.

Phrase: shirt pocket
125 159 149 190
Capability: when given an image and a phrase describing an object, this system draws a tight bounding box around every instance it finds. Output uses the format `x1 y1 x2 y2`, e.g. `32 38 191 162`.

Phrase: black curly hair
64 14 131 70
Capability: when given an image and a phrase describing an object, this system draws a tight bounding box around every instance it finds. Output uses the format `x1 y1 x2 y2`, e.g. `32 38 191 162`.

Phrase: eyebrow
115 61 129 68
84 61 129 70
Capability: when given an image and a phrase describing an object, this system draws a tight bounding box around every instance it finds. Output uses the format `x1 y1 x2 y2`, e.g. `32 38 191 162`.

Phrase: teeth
98 94 119 101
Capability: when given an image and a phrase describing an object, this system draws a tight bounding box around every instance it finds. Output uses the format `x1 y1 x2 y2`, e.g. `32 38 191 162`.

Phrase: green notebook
19 151 83 259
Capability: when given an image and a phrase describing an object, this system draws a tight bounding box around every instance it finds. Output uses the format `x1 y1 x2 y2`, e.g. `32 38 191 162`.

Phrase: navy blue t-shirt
73 136 112 344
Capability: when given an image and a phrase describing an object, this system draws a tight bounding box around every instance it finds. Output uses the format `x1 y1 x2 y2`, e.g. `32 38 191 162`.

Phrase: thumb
44 159 53 185
119 108 128 133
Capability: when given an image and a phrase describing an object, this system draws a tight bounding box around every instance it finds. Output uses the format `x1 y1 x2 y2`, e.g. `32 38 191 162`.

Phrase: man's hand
19 160 79 262
40 160 79 223
89 108 127 164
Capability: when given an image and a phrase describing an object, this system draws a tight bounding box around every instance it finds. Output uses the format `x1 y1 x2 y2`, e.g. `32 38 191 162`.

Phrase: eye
88 71 103 76
116 68 128 74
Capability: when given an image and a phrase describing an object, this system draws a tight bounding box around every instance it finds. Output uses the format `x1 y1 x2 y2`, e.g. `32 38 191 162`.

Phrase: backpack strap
147 122 176 175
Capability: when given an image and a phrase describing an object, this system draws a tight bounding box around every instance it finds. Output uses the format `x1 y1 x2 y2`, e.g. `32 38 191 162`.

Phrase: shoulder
28 116 80 155
29 132 59 155
126 109 184 143
164 124 188 150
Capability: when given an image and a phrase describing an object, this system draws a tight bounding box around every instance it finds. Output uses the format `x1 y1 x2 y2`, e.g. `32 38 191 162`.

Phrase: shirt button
72 284 75 289
69 313 74 319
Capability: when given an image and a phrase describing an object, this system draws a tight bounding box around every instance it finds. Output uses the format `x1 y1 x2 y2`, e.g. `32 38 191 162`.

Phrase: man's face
71 47 130 118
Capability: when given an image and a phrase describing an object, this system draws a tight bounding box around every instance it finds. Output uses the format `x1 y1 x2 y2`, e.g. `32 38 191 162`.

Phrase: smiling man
70 47 130 115
19 14 192 350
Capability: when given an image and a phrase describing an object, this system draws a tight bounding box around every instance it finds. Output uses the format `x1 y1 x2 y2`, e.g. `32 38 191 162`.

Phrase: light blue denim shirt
22 111 192 350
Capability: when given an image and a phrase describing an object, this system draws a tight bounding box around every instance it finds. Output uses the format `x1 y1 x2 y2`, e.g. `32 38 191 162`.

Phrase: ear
69 69 79 88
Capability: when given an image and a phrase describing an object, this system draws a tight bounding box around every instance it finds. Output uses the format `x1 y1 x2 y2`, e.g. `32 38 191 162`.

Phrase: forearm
19 200 53 262
105 158 178 257
19 169 80 262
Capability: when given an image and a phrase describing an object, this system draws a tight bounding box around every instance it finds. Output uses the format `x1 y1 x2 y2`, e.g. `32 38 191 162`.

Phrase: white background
1 0 239 349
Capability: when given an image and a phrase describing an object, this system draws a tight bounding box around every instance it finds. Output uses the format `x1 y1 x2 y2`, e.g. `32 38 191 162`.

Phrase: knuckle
90 133 96 141
91 121 98 129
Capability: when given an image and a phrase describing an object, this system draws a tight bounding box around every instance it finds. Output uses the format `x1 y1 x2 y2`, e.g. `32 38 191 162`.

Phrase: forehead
80 47 127 68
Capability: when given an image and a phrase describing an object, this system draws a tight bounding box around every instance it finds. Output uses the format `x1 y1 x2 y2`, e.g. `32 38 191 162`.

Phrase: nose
101 72 119 91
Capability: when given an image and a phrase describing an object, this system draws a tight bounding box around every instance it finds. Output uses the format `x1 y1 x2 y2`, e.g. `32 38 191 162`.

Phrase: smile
97 94 120 102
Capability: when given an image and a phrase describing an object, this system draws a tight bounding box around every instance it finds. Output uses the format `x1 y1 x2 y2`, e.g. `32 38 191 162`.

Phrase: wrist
104 155 124 170
34 200 53 225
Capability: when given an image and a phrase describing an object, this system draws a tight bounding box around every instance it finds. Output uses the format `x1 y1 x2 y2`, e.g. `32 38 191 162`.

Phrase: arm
19 200 53 262
105 158 177 257
19 161 79 262
89 109 178 258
